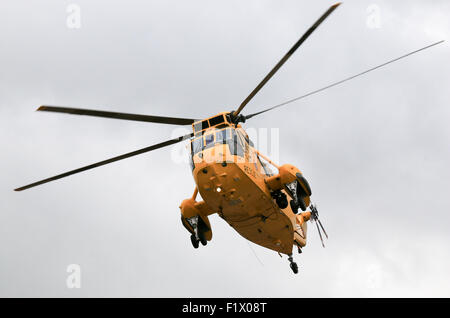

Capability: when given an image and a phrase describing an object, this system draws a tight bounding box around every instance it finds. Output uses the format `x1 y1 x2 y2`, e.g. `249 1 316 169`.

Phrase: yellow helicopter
15 3 443 273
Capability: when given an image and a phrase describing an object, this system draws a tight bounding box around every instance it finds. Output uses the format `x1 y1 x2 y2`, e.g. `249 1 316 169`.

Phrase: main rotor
14 2 444 191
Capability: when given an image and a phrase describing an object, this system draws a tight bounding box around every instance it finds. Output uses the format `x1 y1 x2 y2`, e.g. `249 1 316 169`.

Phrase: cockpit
188 125 276 177
190 127 244 158
192 113 232 137
188 112 275 176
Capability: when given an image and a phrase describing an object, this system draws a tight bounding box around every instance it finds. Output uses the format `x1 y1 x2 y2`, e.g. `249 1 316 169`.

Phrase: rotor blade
14 133 193 191
315 220 325 248
245 40 445 120
37 106 196 125
233 2 342 117
317 219 329 239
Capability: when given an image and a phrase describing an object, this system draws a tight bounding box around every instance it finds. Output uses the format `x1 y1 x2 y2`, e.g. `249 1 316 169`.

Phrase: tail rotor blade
317 219 328 240
314 219 325 248
310 203 327 247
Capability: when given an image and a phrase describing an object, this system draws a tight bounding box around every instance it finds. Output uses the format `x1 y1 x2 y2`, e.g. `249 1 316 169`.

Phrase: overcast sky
1 0 449 297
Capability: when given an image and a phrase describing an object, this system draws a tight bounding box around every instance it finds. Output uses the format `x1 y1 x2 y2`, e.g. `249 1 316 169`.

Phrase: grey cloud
1 0 449 297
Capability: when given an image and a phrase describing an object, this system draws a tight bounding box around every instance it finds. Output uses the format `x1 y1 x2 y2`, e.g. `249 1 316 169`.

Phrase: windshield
216 128 231 144
190 128 244 158
204 133 215 149
192 137 203 154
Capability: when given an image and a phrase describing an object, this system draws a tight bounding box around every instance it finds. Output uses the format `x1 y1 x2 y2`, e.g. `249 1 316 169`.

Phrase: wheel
190 234 199 249
296 173 312 196
290 262 299 274
290 200 299 214
198 231 207 246
276 193 288 209
298 197 307 211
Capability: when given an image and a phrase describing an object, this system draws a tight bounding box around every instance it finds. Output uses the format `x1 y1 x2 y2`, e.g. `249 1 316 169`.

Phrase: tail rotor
310 203 328 248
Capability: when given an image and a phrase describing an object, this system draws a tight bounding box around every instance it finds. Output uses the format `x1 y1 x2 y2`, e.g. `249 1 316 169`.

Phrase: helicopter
15 3 443 274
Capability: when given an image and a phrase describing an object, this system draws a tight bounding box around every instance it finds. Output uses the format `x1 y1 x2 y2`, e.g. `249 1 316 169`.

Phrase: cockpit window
224 129 244 157
193 122 202 133
192 137 203 154
204 133 214 149
235 130 254 148
257 155 275 176
209 115 224 127
243 134 254 147
191 128 244 159
216 128 231 144
193 120 210 133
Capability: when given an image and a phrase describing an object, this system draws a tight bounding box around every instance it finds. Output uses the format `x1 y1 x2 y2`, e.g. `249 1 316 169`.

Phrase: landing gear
190 232 206 248
290 262 299 274
298 197 307 211
272 190 288 209
290 199 298 214
286 181 307 213
190 234 199 249
186 215 208 248
296 172 312 196
288 254 299 274
198 230 207 246
289 198 306 214
190 231 207 248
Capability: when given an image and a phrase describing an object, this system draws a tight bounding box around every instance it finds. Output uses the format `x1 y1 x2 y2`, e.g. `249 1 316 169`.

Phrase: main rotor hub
229 111 246 125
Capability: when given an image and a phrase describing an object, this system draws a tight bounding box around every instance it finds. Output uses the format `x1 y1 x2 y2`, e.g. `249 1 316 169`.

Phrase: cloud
1 0 449 297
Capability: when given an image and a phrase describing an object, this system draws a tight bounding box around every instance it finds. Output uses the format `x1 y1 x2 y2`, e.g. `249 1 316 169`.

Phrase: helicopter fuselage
180 113 311 255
